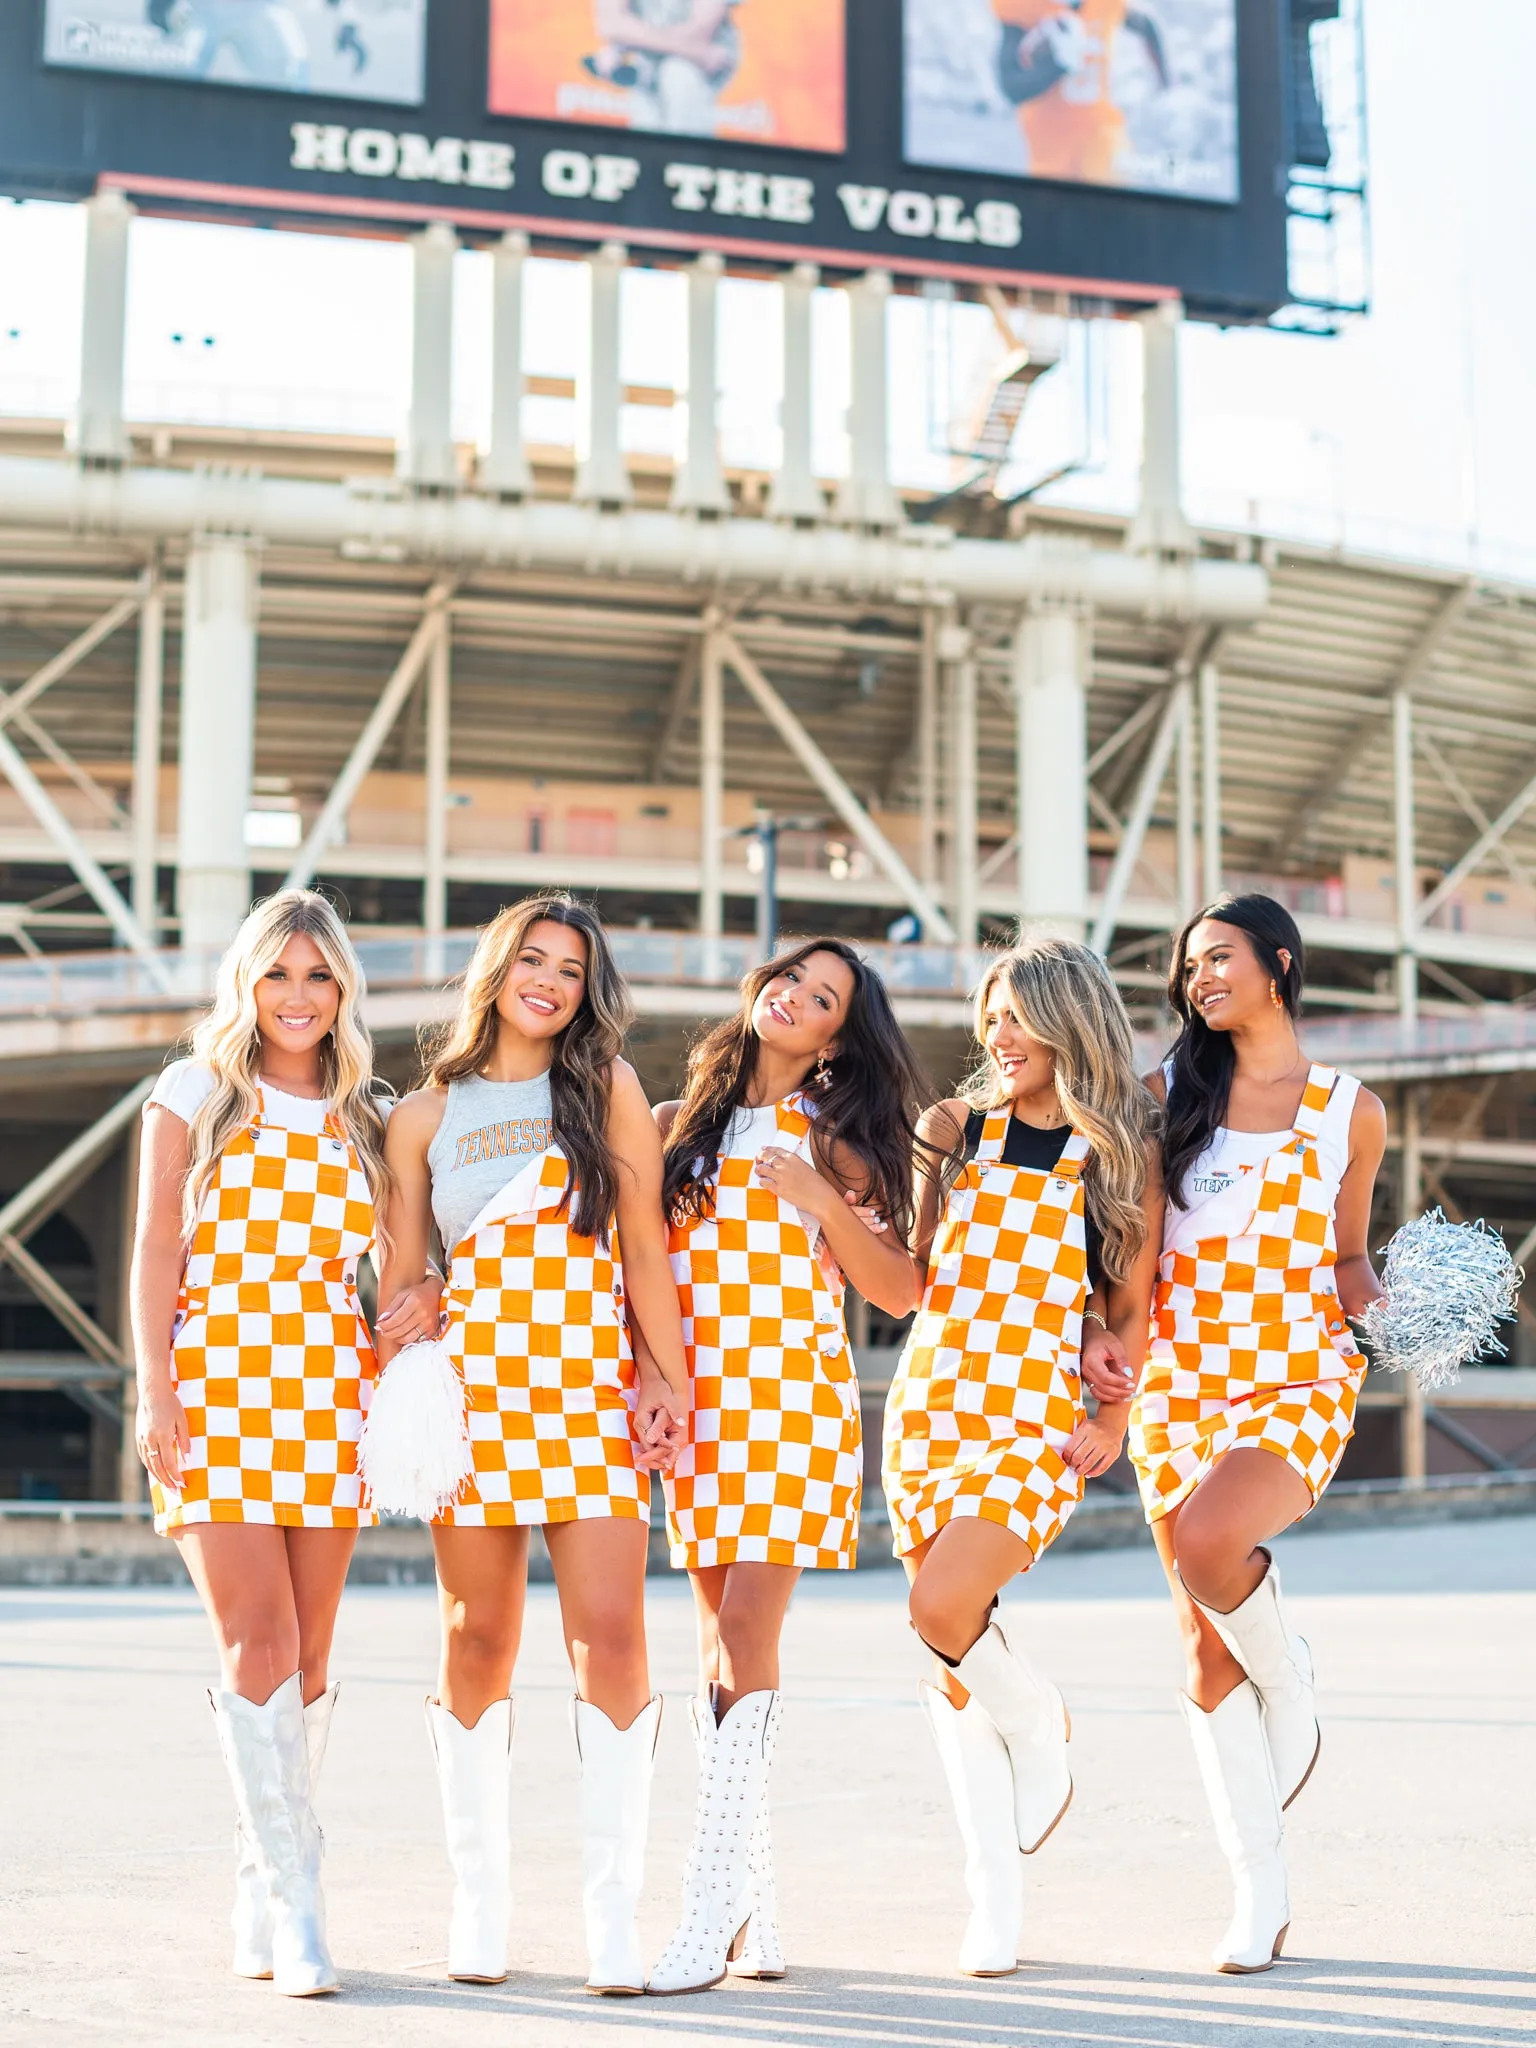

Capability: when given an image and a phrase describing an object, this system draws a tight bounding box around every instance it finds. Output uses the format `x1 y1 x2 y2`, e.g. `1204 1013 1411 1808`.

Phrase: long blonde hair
965 934 1156 1283
182 891 390 1241
420 894 632 1241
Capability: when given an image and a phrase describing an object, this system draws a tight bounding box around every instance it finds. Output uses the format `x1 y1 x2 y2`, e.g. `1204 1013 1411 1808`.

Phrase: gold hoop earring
1270 978 1283 1010
814 1050 833 1090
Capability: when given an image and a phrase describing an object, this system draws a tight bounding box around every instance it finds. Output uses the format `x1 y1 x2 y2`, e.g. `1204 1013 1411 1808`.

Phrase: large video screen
905 0 1239 203
42 0 429 104
487 0 846 153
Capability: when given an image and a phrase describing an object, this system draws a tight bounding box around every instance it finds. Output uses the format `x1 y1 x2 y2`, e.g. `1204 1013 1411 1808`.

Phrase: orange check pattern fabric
883 1114 1088 1561
153 1110 379 1534
435 1147 645 1528
664 1095 861 1572
1130 1065 1364 1522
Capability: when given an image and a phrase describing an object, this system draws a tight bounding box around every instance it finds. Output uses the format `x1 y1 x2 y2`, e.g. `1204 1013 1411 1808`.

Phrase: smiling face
982 976 1058 1107
750 948 855 1064
253 932 341 1056
494 917 589 1044
1181 918 1290 1033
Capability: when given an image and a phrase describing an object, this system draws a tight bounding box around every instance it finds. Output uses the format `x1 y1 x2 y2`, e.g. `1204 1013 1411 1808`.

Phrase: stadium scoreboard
2 0 1307 322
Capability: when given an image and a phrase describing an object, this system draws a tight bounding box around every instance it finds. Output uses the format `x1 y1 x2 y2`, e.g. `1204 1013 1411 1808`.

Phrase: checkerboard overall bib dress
1128 1064 1366 1975
880 1110 1087 1977
649 1092 860 1993
422 1135 656 1992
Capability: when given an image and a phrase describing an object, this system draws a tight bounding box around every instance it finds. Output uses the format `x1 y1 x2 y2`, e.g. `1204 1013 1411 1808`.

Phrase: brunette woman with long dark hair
1121 893 1386 1974
379 895 688 1997
644 940 927 1997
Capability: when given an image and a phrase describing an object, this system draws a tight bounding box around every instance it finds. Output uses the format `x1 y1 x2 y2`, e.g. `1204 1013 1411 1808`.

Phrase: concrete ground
1 1519 1532 2048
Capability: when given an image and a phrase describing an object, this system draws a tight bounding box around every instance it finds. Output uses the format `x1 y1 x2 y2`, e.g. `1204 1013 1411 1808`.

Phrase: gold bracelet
1082 1308 1108 1331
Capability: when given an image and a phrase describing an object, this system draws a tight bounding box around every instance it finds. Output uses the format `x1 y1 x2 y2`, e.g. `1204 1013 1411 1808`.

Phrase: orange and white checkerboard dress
883 1114 1088 1561
153 1097 380 1535
664 1094 861 1572
434 1144 646 1528
1130 1064 1365 1523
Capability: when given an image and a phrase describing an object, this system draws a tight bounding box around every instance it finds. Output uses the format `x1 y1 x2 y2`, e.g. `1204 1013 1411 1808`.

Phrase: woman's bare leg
544 1517 651 1727
903 1519 1033 1708
283 1528 357 1702
687 1562 801 1712
430 1524 530 1725
178 1524 304 1703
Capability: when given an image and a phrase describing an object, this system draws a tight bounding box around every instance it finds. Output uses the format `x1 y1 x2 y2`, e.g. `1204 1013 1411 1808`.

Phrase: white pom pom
1358 1208 1523 1393
358 1338 472 1522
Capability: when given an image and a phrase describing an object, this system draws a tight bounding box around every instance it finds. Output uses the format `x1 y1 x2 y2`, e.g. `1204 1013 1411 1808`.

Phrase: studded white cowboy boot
1193 1554 1319 1807
724 1690 784 1979
920 1683 1025 1977
647 1690 775 1996
230 1682 339 1979
950 1619 1072 1855
1180 1682 1290 1974
209 1674 338 1997
425 1696 515 1983
572 1695 662 1996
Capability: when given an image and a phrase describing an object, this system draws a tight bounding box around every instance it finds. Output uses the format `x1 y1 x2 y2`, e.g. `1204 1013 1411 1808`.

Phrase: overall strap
1290 1065 1338 1151
777 1094 815 1146
974 1108 1012 1165
1052 1130 1092 1181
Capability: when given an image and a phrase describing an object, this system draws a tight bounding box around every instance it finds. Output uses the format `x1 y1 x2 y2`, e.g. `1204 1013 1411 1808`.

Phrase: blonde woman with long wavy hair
881 933 1161 1978
378 894 688 1997
131 889 438 2000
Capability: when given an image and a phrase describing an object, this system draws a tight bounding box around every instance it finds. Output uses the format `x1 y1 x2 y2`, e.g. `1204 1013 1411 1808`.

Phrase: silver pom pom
1358 1208 1523 1393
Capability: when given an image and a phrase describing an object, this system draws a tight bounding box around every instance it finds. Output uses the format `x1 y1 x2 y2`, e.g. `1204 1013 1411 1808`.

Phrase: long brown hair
420 894 632 1242
965 935 1156 1283
663 938 929 1239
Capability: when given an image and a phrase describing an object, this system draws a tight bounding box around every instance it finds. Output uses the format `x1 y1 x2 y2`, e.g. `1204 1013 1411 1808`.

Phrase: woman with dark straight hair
644 939 927 1996
1121 892 1386 1974
379 894 688 1997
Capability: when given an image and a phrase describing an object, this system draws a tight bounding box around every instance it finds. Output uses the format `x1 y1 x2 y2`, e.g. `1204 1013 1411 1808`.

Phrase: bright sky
0 0 1529 583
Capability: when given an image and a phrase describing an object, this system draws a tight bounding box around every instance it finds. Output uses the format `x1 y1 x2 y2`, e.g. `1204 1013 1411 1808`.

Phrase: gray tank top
428 1072 555 1255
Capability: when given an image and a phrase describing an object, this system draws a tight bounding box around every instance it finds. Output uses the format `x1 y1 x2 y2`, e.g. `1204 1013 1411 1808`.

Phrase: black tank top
962 1109 1104 1292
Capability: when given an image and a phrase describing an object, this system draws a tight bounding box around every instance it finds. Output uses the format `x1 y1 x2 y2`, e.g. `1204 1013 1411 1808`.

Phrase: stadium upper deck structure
1 211 1534 1503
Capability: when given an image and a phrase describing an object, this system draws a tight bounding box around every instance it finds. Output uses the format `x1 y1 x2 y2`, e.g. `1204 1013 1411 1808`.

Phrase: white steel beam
718 627 955 942
699 615 725 981
835 271 900 530
1200 659 1222 903
131 558 164 932
950 643 978 948
71 189 133 465
1393 687 1419 1026
0 455 1270 620
650 640 700 783
423 607 450 969
768 263 822 522
672 252 728 516
575 243 632 507
0 723 168 984
1418 761 1536 926
403 221 458 489
483 231 532 496
0 591 142 735
0 1075 155 1245
1416 733 1534 887
1090 683 1184 956
1126 301 1195 558
1175 678 1196 923
179 537 258 952
1015 604 1091 936
284 580 454 893
917 607 939 897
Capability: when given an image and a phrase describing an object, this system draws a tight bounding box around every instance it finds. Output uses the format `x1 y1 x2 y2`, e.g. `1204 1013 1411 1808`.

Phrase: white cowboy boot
951 1620 1072 1855
1194 1556 1319 1807
647 1690 775 1996
425 1696 514 1983
209 1674 338 1997
1180 1682 1290 1973
920 1683 1024 1977
725 1691 784 1979
572 1695 662 1996
231 1682 339 1980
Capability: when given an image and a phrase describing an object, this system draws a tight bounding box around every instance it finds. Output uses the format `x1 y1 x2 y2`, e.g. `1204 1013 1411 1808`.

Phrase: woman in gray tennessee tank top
377 895 689 1995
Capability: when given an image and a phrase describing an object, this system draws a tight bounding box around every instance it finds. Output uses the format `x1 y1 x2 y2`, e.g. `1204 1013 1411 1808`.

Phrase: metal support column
1126 300 1196 558
672 251 728 515
767 262 822 521
917 607 940 905
835 270 899 529
699 613 725 981
403 221 458 489
1400 1083 1427 1484
423 608 450 976
483 230 531 496
1393 686 1420 1030
1014 604 1090 937
72 189 133 464
1175 677 1196 923
117 1110 143 1503
131 551 164 935
575 242 632 506
178 537 258 953
1200 658 1222 903
950 633 979 950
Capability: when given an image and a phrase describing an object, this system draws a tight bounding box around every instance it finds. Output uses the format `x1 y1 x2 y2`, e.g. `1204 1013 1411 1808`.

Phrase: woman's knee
222 1615 303 1700
1170 1507 1240 1605
907 1571 967 1661
443 1595 518 1681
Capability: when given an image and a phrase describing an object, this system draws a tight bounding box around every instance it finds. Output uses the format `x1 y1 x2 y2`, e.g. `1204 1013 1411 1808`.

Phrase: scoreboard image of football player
993 0 1170 185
